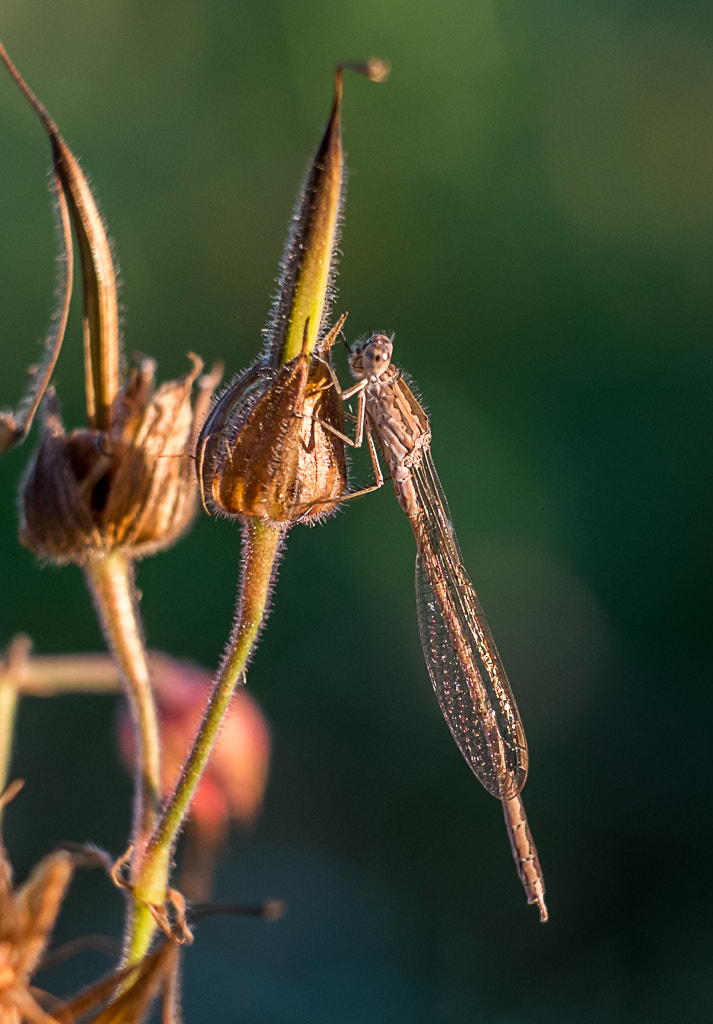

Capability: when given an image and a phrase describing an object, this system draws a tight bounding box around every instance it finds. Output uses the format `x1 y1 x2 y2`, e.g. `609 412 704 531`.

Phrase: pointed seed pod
199 60 388 525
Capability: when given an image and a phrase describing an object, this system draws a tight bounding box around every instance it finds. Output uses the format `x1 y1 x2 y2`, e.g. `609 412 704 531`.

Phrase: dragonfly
322 331 547 921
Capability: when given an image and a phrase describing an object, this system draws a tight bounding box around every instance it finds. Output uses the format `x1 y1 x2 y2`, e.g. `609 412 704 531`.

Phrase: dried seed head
197 325 347 525
0 784 73 1024
20 357 214 564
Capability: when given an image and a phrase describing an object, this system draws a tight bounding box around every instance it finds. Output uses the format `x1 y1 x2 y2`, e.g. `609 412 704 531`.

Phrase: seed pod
196 61 389 527
197 321 346 525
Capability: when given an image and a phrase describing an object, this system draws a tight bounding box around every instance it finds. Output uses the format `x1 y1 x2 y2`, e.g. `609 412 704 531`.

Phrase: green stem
83 551 161 841
123 519 285 966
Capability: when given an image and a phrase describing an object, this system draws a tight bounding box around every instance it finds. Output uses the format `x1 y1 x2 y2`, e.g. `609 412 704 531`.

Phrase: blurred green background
2 1 712 1021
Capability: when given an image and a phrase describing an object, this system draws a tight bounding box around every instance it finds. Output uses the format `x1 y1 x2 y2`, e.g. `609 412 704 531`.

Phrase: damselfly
324 332 547 921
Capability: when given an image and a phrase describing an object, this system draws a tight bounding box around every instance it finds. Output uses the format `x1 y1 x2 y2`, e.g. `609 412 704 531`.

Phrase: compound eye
363 338 392 376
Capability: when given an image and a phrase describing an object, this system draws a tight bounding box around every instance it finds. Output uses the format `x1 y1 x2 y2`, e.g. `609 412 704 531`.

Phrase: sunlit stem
0 679 19 822
0 636 31 813
83 551 161 840
124 519 284 966
8 651 121 695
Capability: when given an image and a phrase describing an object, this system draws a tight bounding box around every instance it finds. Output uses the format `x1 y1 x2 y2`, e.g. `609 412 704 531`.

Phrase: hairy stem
123 519 284 965
8 651 121 695
84 551 161 840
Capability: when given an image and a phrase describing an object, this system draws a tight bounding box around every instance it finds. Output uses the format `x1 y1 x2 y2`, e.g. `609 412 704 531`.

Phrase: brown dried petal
8 851 73 979
19 393 104 561
20 358 210 563
102 358 202 555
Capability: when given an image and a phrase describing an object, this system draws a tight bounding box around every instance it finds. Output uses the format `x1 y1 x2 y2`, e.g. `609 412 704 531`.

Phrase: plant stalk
83 550 161 841
0 681 18 821
123 519 284 965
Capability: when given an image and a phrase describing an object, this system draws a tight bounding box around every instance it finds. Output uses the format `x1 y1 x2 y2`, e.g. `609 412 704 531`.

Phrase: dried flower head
0 783 73 1024
0 787 179 1024
20 357 215 564
197 319 347 525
